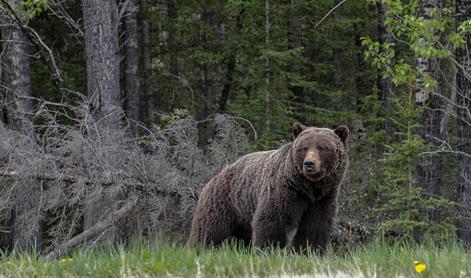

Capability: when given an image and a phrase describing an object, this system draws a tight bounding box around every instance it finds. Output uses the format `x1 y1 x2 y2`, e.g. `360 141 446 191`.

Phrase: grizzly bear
188 122 349 252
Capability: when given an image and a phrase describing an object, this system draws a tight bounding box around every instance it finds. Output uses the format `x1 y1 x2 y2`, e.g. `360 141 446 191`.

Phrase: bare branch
314 0 348 28
47 1 84 39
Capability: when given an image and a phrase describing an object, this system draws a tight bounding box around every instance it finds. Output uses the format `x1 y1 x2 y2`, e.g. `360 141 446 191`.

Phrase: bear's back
219 145 291 224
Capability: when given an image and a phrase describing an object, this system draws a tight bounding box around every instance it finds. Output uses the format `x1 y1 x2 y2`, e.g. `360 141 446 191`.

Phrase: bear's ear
292 122 306 139
334 125 349 146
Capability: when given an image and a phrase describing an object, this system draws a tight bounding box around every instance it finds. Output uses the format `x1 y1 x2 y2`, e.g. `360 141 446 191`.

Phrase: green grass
0 238 470 277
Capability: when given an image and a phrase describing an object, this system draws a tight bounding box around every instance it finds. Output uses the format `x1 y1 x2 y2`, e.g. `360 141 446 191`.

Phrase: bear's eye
318 146 330 152
297 147 308 153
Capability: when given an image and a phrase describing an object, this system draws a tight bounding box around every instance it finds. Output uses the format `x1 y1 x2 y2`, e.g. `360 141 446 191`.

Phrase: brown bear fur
188 122 349 252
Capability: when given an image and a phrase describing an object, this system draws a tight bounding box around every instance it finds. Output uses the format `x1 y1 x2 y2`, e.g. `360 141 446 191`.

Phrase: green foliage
362 36 395 71
377 91 455 240
362 0 458 241
20 0 47 20
147 0 377 150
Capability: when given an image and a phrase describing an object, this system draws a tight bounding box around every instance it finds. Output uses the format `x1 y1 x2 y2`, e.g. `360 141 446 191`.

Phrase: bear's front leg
252 194 307 249
252 216 288 248
292 197 336 254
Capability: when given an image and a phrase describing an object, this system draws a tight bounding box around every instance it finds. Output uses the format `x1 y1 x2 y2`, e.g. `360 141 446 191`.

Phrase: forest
0 0 471 276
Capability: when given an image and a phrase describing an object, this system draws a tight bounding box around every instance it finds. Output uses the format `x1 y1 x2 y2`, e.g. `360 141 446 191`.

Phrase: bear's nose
304 160 316 168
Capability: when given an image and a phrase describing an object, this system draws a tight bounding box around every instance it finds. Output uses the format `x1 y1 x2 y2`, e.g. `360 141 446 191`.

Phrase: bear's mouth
302 168 325 181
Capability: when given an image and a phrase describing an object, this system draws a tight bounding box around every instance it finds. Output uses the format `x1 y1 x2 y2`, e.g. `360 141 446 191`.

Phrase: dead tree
46 199 138 260
0 0 42 250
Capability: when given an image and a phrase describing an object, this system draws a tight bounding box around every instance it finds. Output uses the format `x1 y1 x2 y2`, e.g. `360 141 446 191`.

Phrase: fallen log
46 198 138 260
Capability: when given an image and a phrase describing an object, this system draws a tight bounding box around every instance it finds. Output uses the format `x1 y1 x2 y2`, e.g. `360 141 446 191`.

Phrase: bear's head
291 122 349 181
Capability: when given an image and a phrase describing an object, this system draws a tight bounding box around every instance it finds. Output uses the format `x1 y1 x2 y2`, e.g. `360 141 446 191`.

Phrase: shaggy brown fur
188 122 349 252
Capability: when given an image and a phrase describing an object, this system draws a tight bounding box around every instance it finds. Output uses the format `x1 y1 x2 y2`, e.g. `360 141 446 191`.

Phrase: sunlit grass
0 237 469 277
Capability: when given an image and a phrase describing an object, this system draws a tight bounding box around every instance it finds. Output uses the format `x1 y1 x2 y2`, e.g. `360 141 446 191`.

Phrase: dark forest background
0 0 471 257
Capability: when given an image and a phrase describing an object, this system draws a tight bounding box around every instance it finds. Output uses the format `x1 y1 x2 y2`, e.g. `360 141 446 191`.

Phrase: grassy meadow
0 237 470 277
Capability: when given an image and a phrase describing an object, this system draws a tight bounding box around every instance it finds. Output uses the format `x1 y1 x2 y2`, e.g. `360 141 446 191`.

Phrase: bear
188 122 349 253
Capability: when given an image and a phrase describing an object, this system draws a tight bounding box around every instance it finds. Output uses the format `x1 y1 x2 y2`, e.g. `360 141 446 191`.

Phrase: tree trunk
456 0 471 248
199 64 212 145
167 0 178 76
264 0 271 132
376 2 392 141
140 0 156 127
218 12 241 113
414 0 442 225
354 22 366 113
82 0 121 130
287 0 304 108
218 54 235 113
197 10 213 146
0 0 42 250
81 0 121 243
124 0 141 137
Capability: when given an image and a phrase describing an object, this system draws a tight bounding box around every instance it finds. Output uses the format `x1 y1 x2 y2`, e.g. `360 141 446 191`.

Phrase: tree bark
376 2 392 141
0 0 42 251
140 0 156 127
414 0 443 224
124 0 141 137
81 0 121 242
456 0 471 248
82 0 121 130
